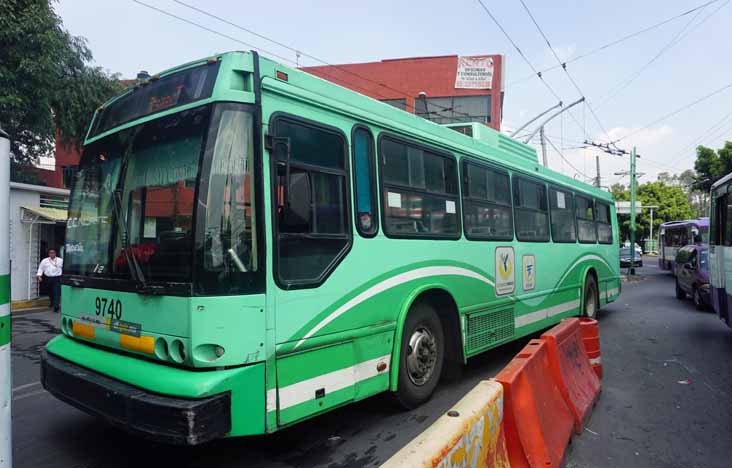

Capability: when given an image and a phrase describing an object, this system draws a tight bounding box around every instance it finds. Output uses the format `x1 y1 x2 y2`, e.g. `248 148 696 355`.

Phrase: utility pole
587 140 641 275
649 206 655 253
629 146 638 275
539 126 548 167
595 155 601 188
0 126 10 468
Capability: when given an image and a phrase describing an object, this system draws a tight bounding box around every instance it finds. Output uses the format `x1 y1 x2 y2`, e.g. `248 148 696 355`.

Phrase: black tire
582 275 599 319
394 302 445 409
675 279 686 300
693 287 705 311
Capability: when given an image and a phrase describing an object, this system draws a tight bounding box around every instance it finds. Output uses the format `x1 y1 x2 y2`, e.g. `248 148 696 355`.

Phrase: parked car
620 247 643 267
674 244 710 310
623 241 643 256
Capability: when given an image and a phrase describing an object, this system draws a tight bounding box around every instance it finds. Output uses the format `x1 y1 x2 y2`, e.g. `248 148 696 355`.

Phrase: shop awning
20 206 68 224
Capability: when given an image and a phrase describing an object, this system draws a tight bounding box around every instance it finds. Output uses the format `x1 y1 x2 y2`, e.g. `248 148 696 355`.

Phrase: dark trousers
46 276 61 310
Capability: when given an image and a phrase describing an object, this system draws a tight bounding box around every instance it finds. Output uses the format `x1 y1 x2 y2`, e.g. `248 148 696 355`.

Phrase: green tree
0 0 123 166
612 181 694 243
693 145 720 192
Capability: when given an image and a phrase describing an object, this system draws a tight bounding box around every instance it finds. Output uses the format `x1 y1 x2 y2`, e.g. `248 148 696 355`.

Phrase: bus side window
352 126 378 237
548 187 576 243
513 176 550 242
462 161 513 240
272 117 350 286
726 194 732 246
380 136 460 238
576 195 596 243
711 196 719 245
595 201 613 244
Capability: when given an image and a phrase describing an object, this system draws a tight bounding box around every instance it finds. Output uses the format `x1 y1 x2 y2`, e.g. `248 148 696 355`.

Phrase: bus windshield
65 103 258 292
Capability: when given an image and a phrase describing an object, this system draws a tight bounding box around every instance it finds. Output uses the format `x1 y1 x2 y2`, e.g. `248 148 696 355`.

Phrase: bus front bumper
41 350 231 445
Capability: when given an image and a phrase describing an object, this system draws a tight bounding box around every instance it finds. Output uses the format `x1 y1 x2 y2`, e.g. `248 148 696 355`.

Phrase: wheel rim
406 326 438 386
585 285 597 317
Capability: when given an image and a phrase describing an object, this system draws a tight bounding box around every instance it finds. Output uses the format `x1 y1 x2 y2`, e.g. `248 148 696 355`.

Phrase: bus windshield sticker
76 314 142 337
387 192 402 208
446 200 456 214
522 254 536 291
495 246 515 295
556 191 566 209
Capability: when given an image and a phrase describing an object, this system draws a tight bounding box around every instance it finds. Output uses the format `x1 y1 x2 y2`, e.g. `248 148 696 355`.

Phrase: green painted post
0 126 10 468
629 146 637 275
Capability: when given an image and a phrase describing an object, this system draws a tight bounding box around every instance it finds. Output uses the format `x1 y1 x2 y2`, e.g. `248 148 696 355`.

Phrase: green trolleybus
41 51 621 444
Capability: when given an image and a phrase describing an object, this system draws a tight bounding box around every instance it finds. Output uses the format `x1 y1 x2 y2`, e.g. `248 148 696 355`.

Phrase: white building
9 182 68 303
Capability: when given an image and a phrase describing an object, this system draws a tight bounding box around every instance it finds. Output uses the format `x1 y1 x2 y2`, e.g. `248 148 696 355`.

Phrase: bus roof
659 218 709 229
712 171 732 191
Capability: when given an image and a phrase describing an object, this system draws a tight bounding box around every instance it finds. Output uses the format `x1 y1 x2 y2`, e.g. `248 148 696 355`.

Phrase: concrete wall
9 187 40 301
9 182 69 302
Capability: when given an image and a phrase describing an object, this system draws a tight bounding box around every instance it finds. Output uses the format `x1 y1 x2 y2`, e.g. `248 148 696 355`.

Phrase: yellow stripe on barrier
119 334 155 354
72 322 95 340
382 380 509 468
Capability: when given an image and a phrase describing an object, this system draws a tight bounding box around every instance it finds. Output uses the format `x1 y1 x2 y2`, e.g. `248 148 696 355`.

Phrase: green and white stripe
1 127 12 468
294 266 494 349
515 297 582 328
271 354 391 412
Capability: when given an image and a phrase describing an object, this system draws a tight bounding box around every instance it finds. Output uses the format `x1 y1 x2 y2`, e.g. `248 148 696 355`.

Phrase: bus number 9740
95 297 122 320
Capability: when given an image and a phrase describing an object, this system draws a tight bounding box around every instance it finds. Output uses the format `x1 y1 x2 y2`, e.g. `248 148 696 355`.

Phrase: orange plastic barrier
494 339 574 468
579 317 603 379
541 318 601 434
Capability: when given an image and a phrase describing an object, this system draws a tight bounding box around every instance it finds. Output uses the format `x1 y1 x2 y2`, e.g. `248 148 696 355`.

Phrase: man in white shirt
37 248 63 312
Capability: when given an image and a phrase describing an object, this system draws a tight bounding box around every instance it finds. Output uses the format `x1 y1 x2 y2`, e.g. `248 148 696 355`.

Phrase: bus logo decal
522 255 536 291
495 247 515 296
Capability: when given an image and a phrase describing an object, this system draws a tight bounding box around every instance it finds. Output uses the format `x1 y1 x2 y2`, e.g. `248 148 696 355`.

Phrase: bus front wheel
583 275 599 319
394 301 445 409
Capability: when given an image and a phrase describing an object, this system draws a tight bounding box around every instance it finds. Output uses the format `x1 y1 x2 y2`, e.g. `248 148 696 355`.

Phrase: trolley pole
595 155 601 188
539 126 548 167
629 146 638 275
0 126 11 468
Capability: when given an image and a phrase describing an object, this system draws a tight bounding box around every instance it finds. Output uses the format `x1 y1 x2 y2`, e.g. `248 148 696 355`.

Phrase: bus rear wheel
582 275 599 319
394 302 444 409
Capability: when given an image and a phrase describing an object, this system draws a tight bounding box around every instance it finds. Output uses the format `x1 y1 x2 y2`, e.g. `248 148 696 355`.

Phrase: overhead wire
130 0 396 102
517 0 614 146
171 0 479 121
544 135 592 180
507 0 721 87
612 79 732 144
664 109 732 168
597 0 729 109
473 0 588 137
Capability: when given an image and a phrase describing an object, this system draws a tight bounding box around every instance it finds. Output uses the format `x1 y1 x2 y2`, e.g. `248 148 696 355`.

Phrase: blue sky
56 0 732 187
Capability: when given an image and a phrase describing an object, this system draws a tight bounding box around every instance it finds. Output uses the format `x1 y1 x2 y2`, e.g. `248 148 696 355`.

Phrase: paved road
567 259 732 468
9 257 732 467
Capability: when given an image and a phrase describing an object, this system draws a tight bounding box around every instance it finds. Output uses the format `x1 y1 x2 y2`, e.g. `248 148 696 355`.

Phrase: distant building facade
302 54 504 131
